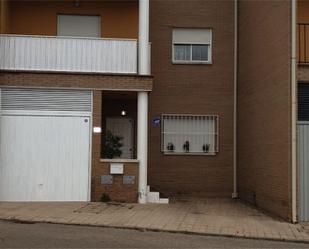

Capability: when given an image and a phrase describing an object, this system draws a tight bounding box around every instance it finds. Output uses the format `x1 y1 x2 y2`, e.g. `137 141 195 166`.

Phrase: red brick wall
237 0 292 220
91 161 139 203
0 71 153 91
148 0 235 197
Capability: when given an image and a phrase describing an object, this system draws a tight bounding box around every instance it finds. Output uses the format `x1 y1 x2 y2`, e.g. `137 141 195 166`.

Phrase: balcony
0 35 139 74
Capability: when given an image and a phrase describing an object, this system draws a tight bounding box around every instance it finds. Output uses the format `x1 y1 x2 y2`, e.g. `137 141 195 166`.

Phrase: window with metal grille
161 115 219 155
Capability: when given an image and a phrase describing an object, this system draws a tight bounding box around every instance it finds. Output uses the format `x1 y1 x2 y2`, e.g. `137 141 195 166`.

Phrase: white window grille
172 28 212 64
162 114 219 155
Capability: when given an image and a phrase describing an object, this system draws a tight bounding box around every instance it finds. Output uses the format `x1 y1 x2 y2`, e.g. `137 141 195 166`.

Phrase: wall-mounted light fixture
121 110 127 116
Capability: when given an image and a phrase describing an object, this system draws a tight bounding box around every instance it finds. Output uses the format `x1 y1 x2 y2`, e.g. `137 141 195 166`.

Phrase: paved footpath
0 199 309 243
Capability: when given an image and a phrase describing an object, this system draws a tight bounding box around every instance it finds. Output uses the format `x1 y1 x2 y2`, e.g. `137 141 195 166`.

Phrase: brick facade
148 0 235 198
237 0 292 221
91 161 139 203
0 71 153 91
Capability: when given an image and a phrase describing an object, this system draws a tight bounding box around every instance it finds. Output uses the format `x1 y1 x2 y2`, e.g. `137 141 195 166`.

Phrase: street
0 220 308 248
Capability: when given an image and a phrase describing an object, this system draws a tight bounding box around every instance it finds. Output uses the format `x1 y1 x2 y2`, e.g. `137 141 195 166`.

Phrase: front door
106 118 134 159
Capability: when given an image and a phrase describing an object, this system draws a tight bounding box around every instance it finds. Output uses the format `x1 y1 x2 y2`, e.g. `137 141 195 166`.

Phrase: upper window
57 14 101 38
172 28 212 64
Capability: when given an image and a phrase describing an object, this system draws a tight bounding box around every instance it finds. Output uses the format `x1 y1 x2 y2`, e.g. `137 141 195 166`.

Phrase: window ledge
163 152 216 156
100 159 139 163
172 61 212 65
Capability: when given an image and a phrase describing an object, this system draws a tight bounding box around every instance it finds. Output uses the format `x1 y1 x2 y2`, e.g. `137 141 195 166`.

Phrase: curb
1 217 309 244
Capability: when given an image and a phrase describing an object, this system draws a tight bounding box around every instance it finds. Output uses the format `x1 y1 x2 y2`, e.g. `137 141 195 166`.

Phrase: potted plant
183 141 190 153
103 130 123 159
167 142 175 152
100 193 111 202
202 143 210 153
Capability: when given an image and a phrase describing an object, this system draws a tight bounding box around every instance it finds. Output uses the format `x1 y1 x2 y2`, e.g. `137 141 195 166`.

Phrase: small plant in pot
202 143 210 153
167 142 175 152
183 141 190 153
100 193 111 202
103 130 123 159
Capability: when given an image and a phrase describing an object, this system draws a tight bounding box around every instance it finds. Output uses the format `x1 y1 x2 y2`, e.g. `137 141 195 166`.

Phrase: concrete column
138 0 150 75
137 91 148 203
137 0 150 203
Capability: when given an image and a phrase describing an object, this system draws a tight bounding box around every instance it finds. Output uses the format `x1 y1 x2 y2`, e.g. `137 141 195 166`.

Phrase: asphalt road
0 220 308 248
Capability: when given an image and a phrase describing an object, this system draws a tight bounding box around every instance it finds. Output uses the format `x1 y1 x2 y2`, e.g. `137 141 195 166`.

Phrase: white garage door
0 88 92 201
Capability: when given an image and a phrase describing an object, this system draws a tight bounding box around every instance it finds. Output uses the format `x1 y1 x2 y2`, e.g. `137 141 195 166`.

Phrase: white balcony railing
0 35 138 74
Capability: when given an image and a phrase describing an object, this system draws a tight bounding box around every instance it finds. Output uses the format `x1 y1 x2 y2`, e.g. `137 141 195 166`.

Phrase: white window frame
172 29 212 64
161 114 219 155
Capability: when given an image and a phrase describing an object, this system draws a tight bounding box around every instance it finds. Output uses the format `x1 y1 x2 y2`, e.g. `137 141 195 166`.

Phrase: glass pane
174 44 191 61
192 44 209 61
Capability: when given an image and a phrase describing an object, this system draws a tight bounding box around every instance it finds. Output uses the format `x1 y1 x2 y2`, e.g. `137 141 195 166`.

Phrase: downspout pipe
291 0 297 223
232 0 238 199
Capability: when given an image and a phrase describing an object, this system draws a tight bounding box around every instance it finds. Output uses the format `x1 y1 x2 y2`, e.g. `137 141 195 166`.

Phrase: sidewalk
0 198 308 243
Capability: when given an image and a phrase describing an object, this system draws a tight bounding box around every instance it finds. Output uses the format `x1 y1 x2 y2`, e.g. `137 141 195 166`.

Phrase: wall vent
1 88 92 113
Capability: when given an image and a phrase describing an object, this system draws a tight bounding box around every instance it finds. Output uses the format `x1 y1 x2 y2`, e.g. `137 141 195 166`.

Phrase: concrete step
159 198 169 204
147 191 160 203
147 186 169 204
